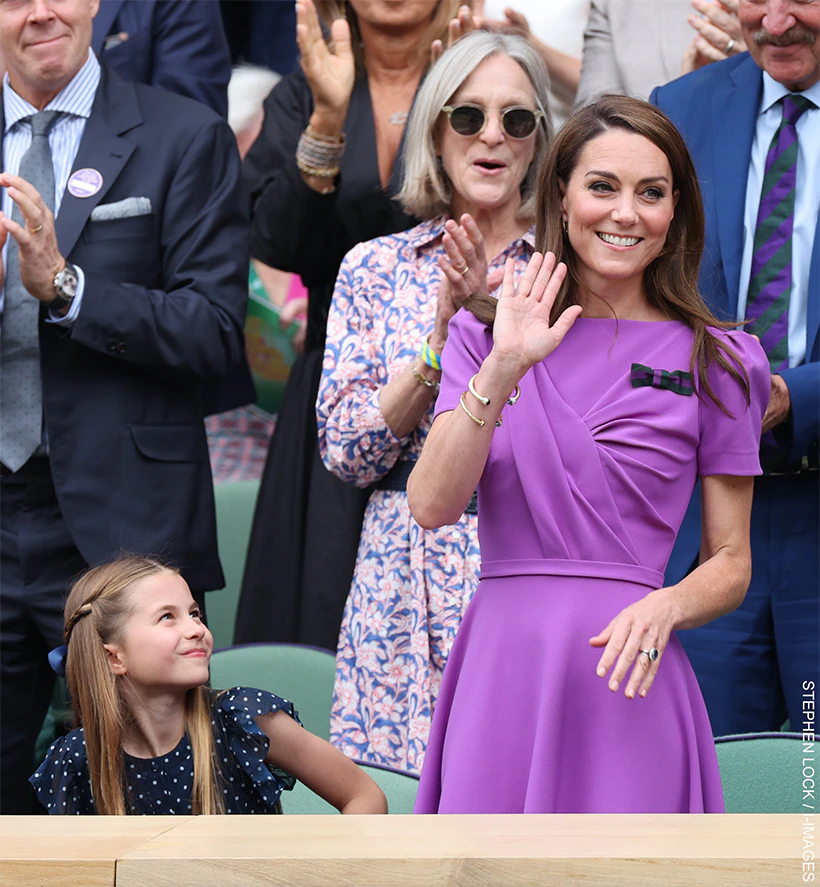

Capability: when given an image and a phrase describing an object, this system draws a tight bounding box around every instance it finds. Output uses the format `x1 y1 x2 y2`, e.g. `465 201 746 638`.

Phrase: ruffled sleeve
214 687 302 810
697 329 770 476
435 308 495 418
29 729 95 815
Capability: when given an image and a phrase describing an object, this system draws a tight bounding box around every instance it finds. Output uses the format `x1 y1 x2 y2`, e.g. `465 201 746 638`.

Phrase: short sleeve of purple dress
415 312 770 814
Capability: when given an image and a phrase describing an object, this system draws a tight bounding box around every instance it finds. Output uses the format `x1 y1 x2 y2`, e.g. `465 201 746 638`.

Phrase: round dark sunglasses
441 103 544 140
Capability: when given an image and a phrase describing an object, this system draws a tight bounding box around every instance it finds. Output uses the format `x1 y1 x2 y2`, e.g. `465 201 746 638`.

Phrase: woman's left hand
431 4 481 65
682 0 746 73
589 590 679 699
429 214 503 351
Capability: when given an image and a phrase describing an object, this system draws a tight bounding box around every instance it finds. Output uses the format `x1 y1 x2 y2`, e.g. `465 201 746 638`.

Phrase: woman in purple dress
408 95 770 814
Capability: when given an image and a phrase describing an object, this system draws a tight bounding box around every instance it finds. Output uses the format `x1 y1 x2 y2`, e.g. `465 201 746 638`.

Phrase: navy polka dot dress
30 688 301 815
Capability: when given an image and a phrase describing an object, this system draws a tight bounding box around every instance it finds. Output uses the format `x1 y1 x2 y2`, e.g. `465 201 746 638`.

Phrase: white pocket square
90 197 152 222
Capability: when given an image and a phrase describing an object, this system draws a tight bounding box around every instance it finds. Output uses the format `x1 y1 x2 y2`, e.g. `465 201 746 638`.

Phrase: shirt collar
759 70 820 116
4 49 100 134
403 214 536 252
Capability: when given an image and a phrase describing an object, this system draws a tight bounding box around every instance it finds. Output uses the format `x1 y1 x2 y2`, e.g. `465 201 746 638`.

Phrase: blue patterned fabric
29 687 300 814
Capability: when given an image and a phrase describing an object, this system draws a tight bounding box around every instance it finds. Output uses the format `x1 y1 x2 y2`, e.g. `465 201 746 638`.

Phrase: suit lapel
711 57 763 315
91 0 127 54
56 66 141 258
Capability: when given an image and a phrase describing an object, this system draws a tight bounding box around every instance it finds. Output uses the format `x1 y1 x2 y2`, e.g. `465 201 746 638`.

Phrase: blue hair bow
48 645 68 677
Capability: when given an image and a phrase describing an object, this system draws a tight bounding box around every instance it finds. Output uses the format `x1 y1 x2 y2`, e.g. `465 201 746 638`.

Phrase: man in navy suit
93 0 231 117
0 0 248 812
652 0 819 736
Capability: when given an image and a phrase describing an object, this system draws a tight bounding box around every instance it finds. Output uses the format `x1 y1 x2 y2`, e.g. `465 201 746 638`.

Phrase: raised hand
491 252 581 373
430 4 481 66
296 0 355 122
429 215 503 353
681 0 746 74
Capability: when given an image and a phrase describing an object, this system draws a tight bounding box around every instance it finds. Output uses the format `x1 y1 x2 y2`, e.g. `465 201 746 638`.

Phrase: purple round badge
67 168 103 198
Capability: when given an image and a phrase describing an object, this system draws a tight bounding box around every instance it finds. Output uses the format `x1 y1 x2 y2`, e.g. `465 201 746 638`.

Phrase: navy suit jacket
1 66 249 591
651 54 820 581
92 0 231 118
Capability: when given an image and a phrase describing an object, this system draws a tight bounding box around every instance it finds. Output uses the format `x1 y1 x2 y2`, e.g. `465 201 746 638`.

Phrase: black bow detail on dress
630 363 694 396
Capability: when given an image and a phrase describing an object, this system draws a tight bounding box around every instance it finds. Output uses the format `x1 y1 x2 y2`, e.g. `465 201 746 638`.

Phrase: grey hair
397 31 552 222
227 64 281 136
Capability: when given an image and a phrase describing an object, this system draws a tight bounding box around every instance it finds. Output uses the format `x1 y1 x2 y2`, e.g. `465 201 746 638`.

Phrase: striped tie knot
781 94 814 127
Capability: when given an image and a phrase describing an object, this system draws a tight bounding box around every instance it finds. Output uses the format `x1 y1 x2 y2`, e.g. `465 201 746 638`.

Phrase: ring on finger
458 264 470 276
639 647 659 662
28 223 44 234
724 38 735 53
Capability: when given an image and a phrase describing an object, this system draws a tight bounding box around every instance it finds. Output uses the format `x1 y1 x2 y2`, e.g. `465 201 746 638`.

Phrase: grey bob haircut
397 30 552 222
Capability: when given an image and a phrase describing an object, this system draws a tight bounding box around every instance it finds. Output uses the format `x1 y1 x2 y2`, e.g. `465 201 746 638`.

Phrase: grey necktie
0 110 59 472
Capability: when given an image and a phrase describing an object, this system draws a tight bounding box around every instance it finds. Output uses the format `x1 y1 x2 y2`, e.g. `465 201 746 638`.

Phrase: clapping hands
681 0 747 75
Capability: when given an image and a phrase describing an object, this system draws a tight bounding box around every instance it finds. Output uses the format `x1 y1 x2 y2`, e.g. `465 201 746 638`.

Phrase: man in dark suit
652 0 819 736
0 0 248 812
93 0 232 117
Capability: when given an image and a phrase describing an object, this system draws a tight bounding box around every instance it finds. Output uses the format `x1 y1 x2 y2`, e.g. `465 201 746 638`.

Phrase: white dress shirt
1 50 101 326
736 73 820 368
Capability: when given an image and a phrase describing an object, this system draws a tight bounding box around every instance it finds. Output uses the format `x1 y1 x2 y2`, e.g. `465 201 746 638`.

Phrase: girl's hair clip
48 644 68 677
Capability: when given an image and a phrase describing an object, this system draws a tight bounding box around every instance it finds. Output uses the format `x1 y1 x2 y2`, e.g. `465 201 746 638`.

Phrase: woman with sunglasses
316 31 551 774
237 0 470 654
408 95 769 813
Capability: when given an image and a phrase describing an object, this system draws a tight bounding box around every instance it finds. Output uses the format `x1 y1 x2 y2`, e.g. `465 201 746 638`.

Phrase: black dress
236 71 416 651
30 688 299 814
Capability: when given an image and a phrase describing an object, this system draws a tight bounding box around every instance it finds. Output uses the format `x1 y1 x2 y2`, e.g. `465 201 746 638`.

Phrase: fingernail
640 689 647 698
625 689 634 699
596 666 606 677
609 680 618 691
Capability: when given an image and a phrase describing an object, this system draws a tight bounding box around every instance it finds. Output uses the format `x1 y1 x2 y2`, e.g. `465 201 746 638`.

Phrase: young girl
30 557 387 815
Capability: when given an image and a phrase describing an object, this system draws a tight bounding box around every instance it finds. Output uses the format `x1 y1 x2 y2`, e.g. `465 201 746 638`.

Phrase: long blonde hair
63 557 224 815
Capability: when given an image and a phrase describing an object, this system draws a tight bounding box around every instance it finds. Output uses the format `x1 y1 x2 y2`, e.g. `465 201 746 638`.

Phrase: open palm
493 252 582 370
296 0 355 113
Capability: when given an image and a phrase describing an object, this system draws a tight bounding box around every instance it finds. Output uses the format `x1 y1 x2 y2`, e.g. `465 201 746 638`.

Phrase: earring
562 219 568 235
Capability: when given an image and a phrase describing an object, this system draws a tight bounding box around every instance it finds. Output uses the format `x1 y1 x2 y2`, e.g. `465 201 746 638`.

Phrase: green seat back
210 479 260 650
209 643 336 741
716 733 812 813
282 762 420 815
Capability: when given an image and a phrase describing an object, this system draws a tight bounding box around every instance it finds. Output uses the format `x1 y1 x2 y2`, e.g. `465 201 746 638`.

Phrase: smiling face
739 0 819 90
0 0 99 109
103 570 213 695
436 53 540 219
561 129 679 305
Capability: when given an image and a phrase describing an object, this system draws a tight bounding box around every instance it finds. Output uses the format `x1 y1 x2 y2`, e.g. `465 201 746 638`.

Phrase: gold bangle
412 364 439 390
468 373 490 406
296 159 340 178
506 385 521 406
306 124 345 145
459 392 502 427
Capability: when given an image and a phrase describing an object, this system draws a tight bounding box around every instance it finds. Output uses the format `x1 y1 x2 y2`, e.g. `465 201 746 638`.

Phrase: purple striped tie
746 94 814 372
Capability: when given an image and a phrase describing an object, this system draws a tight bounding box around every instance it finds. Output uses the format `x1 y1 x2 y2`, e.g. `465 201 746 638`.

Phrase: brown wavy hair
63 557 224 815
464 95 749 413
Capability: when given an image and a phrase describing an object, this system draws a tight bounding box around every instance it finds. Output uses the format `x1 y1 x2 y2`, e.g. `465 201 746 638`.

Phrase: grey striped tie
0 110 59 472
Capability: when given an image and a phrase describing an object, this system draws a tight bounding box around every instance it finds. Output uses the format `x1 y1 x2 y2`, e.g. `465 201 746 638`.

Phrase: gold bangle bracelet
468 373 521 408
296 160 340 178
468 373 490 406
412 364 439 390
459 392 502 428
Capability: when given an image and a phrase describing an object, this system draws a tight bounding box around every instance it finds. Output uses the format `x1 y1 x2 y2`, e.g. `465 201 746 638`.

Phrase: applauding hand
296 0 355 125
491 252 581 376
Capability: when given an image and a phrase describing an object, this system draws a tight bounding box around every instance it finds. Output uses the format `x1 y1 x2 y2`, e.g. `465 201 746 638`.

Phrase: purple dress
414 313 770 814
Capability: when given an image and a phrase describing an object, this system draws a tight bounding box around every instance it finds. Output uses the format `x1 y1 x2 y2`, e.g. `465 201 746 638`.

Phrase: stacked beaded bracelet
296 125 345 180
420 337 442 371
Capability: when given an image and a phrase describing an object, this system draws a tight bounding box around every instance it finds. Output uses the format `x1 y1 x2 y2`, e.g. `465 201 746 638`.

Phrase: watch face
55 266 79 299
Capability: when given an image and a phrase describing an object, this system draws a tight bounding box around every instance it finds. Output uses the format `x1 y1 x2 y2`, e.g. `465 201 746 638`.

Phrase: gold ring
28 224 44 234
458 264 470 276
